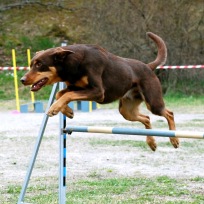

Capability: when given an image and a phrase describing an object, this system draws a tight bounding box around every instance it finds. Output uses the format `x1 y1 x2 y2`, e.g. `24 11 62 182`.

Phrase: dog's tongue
31 78 48 92
31 84 42 92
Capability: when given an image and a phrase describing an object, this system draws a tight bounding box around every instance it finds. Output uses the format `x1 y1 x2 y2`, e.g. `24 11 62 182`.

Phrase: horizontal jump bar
64 126 204 139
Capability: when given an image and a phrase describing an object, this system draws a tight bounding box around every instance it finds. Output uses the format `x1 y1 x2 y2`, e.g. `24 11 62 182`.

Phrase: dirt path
0 109 204 188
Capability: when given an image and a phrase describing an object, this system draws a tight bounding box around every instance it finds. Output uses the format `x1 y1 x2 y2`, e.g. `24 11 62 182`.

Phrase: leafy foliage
0 0 203 96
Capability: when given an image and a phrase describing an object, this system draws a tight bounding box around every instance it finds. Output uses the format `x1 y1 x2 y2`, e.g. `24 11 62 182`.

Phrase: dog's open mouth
31 77 48 92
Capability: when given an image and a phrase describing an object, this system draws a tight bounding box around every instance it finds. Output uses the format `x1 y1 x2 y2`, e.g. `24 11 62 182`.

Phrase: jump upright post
59 83 67 204
12 49 20 112
27 49 35 104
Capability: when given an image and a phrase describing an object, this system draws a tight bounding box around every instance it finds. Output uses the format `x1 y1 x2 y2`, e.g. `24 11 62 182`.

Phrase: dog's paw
61 105 74 119
170 138 179 148
47 104 61 117
146 136 157 151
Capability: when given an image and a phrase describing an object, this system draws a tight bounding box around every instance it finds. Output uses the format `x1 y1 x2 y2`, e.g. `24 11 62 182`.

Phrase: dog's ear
51 47 75 62
36 50 44 55
35 50 44 57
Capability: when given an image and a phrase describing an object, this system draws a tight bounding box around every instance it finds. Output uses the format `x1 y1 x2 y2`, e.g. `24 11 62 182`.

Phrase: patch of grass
89 138 204 153
191 119 203 122
1 176 204 203
191 176 204 182
89 138 148 150
164 94 204 114
176 122 204 129
152 121 169 129
66 176 203 204
89 138 185 150
0 185 20 204
181 141 204 153
23 184 58 204
7 185 21 194
26 192 58 204
2 34 59 66
88 170 102 178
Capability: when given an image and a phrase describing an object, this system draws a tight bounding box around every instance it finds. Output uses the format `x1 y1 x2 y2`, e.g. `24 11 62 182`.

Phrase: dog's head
20 47 74 91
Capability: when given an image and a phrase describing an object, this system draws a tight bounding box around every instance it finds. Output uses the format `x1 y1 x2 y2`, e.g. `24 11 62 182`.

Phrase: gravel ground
0 108 204 192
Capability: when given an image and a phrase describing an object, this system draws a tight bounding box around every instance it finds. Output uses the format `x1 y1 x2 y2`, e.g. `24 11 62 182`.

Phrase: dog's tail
147 32 167 70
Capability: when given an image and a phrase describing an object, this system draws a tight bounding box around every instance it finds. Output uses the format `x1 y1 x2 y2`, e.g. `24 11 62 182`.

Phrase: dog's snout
20 77 26 84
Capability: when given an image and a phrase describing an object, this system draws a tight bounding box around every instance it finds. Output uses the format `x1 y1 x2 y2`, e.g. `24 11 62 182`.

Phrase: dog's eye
36 62 42 68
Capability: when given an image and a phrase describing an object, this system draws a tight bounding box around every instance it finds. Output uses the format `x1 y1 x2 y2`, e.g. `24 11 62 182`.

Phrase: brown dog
21 32 179 151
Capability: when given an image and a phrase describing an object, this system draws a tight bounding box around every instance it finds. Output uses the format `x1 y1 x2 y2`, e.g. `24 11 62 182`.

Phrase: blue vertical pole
59 82 66 204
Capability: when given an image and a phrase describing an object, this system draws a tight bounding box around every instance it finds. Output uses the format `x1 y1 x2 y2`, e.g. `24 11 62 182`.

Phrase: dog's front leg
47 89 74 118
47 88 103 117
47 99 72 117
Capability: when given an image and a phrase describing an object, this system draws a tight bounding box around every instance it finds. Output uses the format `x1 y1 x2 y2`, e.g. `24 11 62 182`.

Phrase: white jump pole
65 126 204 139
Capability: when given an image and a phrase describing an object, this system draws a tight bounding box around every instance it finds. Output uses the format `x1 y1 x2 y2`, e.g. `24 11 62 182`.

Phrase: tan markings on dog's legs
119 96 157 151
138 113 157 151
142 83 179 149
54 89 74 118
161 108 179 148
47 88 104 117
75 76 89 88
56 89 68 100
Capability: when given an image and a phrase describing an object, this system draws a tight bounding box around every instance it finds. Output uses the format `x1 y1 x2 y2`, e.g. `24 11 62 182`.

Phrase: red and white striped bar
1 65 204 71
0 67 29 71
157 65 204 69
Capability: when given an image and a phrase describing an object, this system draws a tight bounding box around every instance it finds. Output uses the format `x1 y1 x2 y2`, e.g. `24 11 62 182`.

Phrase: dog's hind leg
149 106 179 148
119 95 157 151
160 108 179 148
140 78 179 149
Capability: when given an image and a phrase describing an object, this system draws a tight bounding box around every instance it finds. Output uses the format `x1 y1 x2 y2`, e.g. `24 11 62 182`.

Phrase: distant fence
157 65 204 69
0 67 29 71
1 65 204 71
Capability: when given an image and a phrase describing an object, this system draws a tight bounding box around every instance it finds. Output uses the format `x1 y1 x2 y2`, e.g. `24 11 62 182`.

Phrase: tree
81 0 204 95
